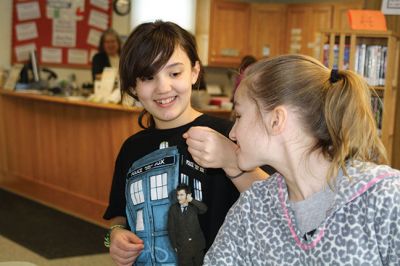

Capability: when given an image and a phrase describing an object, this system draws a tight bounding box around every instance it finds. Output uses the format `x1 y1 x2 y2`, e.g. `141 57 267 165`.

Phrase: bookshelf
319 30 400 167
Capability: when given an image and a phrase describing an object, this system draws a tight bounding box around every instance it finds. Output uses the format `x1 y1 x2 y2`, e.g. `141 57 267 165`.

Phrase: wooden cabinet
208 1 251 67
332 2 363 30
207 1 364 66
319 30 400 168
285 1 363 57
208 1 287 66
286 4 333 57
249 4 287 59
195 0 211 65
0 91 142 226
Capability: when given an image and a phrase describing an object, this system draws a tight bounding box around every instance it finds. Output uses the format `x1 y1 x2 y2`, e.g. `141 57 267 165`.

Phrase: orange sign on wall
348 10 387 31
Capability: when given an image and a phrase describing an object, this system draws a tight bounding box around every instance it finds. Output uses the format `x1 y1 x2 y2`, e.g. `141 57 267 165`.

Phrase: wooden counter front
0 90 231 226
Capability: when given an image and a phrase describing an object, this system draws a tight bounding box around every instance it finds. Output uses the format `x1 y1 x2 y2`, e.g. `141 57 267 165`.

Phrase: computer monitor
29 49 40 82
18 49 41 84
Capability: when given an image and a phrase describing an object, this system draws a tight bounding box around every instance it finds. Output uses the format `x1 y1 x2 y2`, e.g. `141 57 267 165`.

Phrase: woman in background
232 55 256 101
91 28 122 81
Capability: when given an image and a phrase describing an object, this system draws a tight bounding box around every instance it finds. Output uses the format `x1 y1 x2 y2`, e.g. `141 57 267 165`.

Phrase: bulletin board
11 0 113 68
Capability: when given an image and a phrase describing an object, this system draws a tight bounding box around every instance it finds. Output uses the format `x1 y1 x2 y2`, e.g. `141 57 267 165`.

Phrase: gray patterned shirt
204 161 400 265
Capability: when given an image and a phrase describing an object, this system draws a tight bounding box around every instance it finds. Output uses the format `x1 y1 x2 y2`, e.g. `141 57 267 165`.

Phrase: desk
0 90 231 226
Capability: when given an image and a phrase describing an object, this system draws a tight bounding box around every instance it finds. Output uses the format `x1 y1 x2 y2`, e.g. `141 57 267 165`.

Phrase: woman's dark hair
239 55 257 73
98 28 122 54
119 20 202 128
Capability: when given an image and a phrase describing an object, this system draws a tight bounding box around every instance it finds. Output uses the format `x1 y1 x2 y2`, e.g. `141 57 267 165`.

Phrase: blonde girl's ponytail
324 69 387 179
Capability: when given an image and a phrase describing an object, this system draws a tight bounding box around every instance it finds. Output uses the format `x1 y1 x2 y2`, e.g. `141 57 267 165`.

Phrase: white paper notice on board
41 47 62 63
16 1 41 21
15 43 37 62
47 5 73 19
67 49 88 64
16 22 38 41
52 19 77 47
87 28 102 47
88 9 109 30
90 0 109 11
381 0 400 15
47 0 72 9
46 0 85 19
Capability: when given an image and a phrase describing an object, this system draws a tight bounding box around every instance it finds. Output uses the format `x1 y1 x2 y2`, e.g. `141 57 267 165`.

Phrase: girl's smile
135 46 201 129
155 96 177 106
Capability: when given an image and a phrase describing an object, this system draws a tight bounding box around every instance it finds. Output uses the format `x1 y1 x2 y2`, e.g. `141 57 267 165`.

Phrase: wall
0 0 131 86
0 1 12 73
2 0 396 89
0 0 230 94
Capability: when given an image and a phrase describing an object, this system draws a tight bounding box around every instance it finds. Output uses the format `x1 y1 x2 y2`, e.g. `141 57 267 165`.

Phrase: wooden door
308 5 333 58
208 0 251 67
286 5 308 55
249 3 287 59
286 4 333 57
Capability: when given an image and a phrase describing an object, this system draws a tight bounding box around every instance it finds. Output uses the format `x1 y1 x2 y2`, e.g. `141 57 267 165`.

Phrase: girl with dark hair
103 21 267 266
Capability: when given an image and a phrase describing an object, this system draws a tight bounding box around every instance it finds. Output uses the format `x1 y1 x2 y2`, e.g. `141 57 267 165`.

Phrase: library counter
0 90 231 226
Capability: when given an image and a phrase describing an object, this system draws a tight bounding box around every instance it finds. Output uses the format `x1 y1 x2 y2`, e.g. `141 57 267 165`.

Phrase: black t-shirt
91 52 110 82
103 114 239 249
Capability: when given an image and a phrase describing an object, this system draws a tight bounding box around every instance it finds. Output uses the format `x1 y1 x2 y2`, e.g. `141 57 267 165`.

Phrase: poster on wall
12 0 113 68
381 0 400 15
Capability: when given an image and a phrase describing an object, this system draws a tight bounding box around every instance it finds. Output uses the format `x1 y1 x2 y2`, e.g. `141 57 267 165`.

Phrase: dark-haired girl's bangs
137 32 176 78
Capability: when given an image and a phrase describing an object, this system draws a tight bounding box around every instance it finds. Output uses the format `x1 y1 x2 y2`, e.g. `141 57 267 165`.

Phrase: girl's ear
269 105 287 135
192 61 201 85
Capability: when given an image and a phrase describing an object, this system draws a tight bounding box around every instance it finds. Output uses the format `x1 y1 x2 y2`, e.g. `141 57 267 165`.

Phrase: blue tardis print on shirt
126 142 205 265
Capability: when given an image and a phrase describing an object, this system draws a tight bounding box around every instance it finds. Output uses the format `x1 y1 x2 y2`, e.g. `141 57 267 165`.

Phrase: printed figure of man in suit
168 184 207 266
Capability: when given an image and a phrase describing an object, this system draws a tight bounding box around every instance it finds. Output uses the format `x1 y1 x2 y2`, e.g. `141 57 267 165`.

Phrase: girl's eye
171 72 181 78
140 76 154 81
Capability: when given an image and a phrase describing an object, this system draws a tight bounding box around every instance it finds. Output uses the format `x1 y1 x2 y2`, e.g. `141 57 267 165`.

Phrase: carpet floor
0 188 108 259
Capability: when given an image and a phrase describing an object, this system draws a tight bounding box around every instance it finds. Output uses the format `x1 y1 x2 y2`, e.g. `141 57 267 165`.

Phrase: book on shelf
356 44 387 86
324 42 387 87
322 44 350 70
380 47 387 85
343 45 350 70
355 44 366 76
371 94 383 134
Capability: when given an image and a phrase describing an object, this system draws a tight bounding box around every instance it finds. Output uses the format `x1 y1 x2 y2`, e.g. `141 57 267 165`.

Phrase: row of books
322 44 349 70
371 95 383 135
355 44 387 86
322 44 388 86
